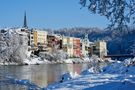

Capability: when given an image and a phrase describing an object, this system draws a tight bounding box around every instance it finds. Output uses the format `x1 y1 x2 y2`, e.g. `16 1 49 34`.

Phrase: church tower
23 11 28 28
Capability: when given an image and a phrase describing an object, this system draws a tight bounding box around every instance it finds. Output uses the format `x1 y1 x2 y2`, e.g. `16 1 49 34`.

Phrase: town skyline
0 0 108 29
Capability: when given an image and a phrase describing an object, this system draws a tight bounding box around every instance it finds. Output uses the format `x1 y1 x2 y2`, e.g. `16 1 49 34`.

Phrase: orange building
73 38 81 57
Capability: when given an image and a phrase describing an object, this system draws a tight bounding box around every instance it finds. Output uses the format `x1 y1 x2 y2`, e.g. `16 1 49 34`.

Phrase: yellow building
33 31 37 46
33 30 48 47
62 36 74 57
67 37 74 57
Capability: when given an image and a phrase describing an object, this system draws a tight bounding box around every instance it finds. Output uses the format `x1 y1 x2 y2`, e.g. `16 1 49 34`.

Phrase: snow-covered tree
0 33 9 63
0 29 28 64
8 32 28 64
80 0 135 30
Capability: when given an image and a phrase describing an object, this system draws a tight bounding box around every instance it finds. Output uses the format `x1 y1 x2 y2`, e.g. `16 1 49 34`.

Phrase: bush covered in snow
102 58 135 74
84 55 106 73
39 50 68 62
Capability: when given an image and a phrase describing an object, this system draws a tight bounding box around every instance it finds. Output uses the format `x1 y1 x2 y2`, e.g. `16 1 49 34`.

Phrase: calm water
0 64 88 89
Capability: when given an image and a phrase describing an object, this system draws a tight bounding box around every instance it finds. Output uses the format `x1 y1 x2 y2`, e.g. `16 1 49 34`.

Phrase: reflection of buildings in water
46 65 56 85
31 71 47 87
30 65 48 87
81 64 89 72
73 64 83 74
67 64 83 75
0 64 88 89
67 64 74 73
47 64 68 84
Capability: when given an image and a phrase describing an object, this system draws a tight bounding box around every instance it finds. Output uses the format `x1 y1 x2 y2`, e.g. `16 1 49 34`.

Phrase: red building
73 38 81 57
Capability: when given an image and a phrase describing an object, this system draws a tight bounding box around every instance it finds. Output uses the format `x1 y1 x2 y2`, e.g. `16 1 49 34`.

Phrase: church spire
23 11 28 28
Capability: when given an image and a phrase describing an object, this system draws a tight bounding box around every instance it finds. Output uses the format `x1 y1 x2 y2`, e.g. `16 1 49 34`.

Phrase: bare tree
80 0 135 30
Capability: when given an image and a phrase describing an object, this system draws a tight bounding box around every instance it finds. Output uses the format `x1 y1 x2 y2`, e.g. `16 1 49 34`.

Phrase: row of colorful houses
0 28 107 58
27 28 107 58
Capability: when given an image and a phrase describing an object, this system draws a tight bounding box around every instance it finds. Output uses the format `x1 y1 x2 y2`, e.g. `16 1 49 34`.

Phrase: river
0 64 89 90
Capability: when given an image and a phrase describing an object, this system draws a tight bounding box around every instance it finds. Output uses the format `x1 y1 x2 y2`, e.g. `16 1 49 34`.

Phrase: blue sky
0 0 108 29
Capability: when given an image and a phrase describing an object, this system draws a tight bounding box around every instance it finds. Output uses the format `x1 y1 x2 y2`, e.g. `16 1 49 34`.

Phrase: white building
93 41 107 58
81 34 93 57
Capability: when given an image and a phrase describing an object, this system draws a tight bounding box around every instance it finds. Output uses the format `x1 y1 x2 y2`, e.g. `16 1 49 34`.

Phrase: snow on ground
22 55 103 65
23 57 90 65
46 74 135 90
63 59 73 64
23 58 51 65
1 57 135 90
45 58 135 90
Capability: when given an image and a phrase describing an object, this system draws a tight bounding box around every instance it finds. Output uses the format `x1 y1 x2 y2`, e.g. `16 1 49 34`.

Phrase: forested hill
54 27 135 55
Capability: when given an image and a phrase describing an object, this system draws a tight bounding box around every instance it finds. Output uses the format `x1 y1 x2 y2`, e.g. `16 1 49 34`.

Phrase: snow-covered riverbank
1 57 135 90
0 57 102 65
0 55 109 65
45 58 135 90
